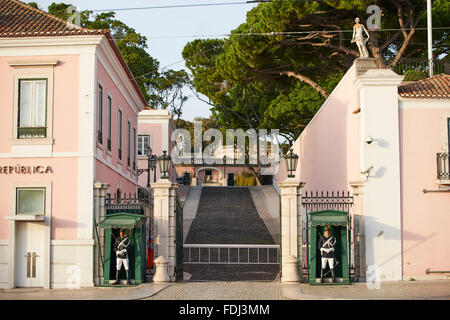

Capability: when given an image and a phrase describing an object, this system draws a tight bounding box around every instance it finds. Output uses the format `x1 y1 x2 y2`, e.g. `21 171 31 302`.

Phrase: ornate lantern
158 150 171 179
284 148 299 178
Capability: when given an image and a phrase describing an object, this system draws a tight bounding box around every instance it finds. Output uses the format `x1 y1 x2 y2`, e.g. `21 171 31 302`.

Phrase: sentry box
306 210 351 285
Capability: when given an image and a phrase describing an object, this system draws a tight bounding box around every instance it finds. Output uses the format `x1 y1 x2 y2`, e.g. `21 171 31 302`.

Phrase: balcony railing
177 156 271 167
391 58 447 79
17 127 47 139
437 153 449 180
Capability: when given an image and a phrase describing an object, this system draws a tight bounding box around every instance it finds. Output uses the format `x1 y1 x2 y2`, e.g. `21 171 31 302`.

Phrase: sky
32 0 255 121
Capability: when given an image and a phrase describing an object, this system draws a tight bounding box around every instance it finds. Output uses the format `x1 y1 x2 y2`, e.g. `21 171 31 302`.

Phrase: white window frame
138 134 151 157
16 187 46 216
11 66 54 145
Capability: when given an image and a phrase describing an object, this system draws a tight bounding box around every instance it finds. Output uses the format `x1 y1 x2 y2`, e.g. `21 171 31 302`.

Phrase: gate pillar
93 182 110 286
152 179 178 282
279 178 305 283
350 181 366 282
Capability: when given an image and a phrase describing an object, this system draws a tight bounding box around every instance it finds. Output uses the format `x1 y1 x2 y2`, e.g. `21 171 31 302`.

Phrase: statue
351 17 370 58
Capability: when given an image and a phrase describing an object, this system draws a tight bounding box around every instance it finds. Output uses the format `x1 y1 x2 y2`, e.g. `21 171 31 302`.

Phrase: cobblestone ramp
184 187 275 244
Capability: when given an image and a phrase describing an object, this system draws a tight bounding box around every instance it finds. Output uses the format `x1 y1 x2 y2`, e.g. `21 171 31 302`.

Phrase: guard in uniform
318 226 337 283
113 229 131 285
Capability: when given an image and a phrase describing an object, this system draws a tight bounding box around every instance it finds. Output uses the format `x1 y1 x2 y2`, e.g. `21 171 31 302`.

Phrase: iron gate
175 197 184 281
301 191 354 281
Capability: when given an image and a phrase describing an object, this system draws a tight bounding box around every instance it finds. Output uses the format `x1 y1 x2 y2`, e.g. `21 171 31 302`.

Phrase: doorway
15 222 45 287
227 173 235 186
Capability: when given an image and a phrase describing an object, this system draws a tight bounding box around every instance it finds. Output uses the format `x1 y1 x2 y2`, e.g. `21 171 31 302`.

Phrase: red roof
398 74 450 99
0 0 108 37
0 0 147 106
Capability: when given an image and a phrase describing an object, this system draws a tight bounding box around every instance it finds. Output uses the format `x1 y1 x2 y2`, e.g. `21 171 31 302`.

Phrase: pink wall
137 123 163 185
399 106 450 275
0 55 80 240
95 160 137 196
0 159 78 240
0 55 79 153
137 122 177 185
95 59 139 192
280 66 360 192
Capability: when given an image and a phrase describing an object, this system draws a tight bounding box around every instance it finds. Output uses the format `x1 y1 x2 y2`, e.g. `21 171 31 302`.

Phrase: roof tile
0 0 108 37
398 74 450 99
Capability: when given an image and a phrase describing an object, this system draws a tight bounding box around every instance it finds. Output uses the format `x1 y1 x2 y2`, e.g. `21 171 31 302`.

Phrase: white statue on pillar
352 17 370 58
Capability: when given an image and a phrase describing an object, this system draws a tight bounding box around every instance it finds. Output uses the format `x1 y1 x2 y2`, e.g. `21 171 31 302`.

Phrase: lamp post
158 150 171 179
137 146 157 187
284 148 299 178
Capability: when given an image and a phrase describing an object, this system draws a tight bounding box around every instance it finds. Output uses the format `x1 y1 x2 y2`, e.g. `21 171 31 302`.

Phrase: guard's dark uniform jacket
318 236 336 258
114 237 130 259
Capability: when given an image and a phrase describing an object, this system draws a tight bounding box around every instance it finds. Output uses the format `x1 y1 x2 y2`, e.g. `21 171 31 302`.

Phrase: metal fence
302 190 354 213
183 244 280 265
391 58 447 78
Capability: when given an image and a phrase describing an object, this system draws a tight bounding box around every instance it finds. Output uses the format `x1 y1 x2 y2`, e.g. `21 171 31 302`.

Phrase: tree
183 0 449 141
46 2 190 117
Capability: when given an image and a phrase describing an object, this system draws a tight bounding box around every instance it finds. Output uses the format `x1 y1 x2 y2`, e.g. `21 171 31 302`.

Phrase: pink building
137 109 177 186
0 1 146 288
276 59 450 281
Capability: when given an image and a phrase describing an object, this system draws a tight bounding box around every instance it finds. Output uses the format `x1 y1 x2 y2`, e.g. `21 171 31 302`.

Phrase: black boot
320 269 324 283
113 271 120 285
126 270 131 285
331 269 335 283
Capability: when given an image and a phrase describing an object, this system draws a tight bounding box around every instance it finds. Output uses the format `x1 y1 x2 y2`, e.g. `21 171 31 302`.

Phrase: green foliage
26 2 39 9
47 2 190 116
235 172 255 187
403 70 427 81
183 0 449 141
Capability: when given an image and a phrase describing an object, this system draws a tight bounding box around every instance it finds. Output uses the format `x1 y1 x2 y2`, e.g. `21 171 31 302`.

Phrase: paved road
183 264 279 281
144 281 284 300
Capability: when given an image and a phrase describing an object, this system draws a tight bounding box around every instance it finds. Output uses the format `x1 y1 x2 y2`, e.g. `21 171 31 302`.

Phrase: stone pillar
354 61 404 281
350 181 366 282
279 178 305 283
152 179 178 282
93 182 110 286
93 183 102 286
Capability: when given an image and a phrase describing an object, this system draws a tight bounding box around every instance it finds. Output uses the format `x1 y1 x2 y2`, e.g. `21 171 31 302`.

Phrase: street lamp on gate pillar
284 148 299 178
158 150 172 179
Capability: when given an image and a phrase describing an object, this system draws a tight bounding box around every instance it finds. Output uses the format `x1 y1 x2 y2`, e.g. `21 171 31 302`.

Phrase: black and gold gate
175 197 184 281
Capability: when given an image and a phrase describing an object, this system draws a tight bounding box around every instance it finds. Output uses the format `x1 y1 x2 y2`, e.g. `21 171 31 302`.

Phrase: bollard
281 255 300 283
153 256 170 282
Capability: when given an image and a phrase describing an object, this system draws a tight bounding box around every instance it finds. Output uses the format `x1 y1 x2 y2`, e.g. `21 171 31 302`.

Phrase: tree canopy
36 2 191 117
183 0 449 142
